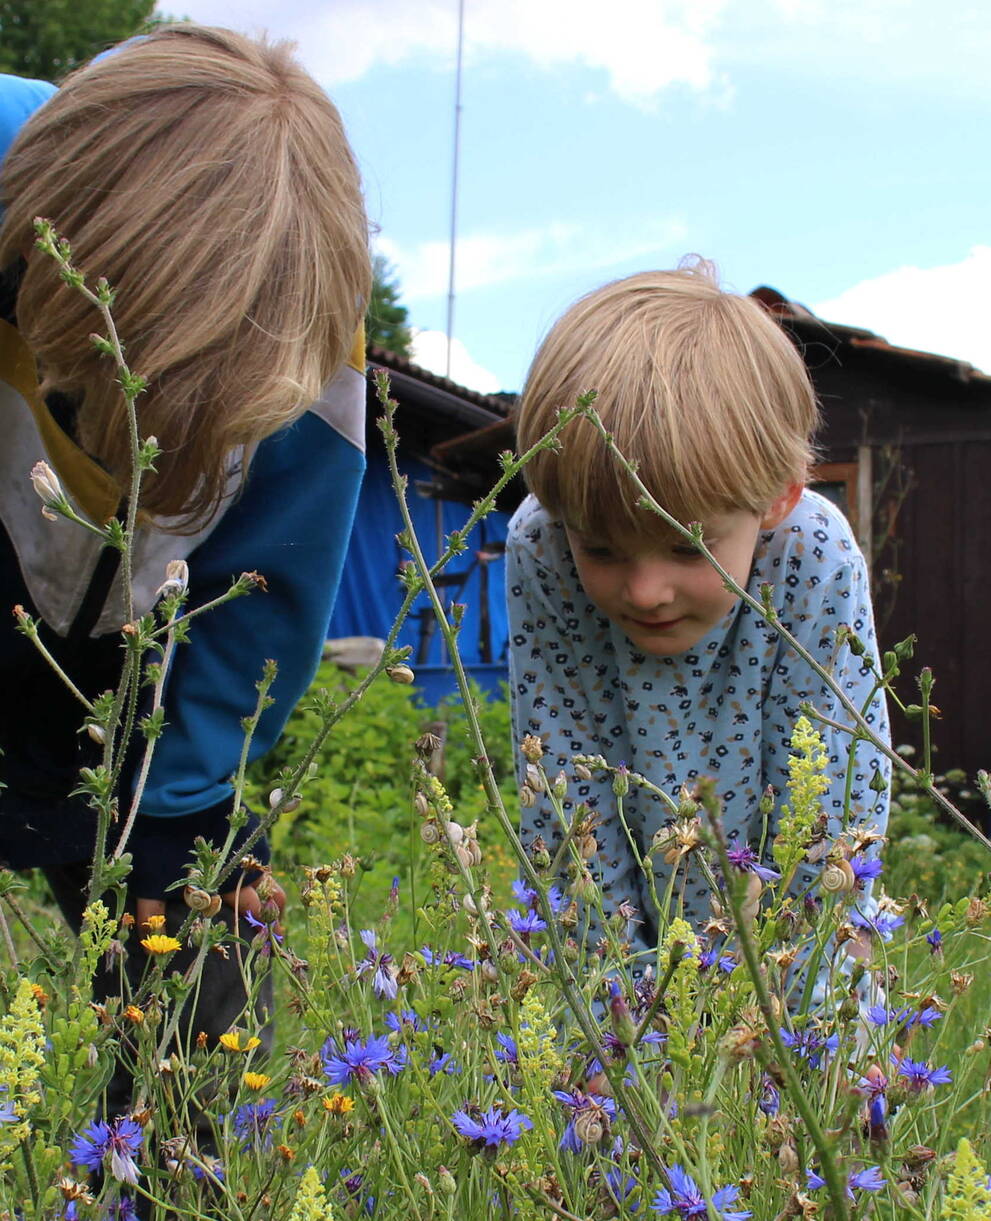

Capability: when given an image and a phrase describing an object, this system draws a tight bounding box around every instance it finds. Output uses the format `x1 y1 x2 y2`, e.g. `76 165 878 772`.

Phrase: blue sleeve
139 414 364 822
0 74 56 165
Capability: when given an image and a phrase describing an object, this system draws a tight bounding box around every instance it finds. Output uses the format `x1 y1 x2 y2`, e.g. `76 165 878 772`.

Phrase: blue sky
178 0 991 392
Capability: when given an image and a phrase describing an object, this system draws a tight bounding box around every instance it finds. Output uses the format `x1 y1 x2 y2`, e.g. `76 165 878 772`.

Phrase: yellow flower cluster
516 988 564 1090
661 919 701 1068
288 1164 335 1220
940 1138 991 1220
773 715 830 880
0 979 46 1161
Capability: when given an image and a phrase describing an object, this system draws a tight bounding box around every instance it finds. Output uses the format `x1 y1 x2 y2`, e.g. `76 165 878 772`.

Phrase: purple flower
322 1032 404 1087
895 1057 952 1092
420 946 475 970
512 879 567 913
356 929 398 1000
652 1165 751 1219
103 1200 139 1220
231 1098 281 1151
866 1003 941 1032
850 856 884 887
0 1098 16 1124
602 1168 641 1212
494 1032 518 1065
243 908 284 956
429 1051 460 1076
506 908 547 935
699 948 735 974
385 1009 425 1034
551 1089 616 1152
451 1105 533 1149
779 1027 839 1069
725 845 780 884
850 909 904 940
926 927 943 953
807 1165 886 1197
70 1116 143 1185
756 1074 780 1117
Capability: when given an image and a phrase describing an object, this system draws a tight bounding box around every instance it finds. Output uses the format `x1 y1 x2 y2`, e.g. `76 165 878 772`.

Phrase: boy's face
565 494 797 656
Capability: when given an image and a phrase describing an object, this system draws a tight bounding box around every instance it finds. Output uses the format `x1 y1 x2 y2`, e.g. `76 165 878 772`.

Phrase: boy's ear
760 482 803 529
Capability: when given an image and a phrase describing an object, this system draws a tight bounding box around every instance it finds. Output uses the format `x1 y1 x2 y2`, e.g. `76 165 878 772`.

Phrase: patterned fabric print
507 488 890 965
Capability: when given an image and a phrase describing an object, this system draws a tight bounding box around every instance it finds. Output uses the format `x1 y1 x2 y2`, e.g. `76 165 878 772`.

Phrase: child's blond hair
0 24 370 526
517 260 818 537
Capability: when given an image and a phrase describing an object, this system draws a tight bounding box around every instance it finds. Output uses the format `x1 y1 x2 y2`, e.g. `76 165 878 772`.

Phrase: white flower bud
30 460 64 519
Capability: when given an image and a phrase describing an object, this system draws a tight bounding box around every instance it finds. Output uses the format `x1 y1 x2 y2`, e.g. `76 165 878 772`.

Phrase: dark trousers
44 862 273 1120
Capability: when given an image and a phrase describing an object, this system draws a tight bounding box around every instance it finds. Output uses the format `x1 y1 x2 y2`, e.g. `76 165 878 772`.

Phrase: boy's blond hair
517 260 818 537
0 24 370 526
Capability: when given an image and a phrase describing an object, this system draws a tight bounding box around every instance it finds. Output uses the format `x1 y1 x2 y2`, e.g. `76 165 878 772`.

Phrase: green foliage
0 0 157 81
366 253 413 357
246 663 517 936
884 763 991 907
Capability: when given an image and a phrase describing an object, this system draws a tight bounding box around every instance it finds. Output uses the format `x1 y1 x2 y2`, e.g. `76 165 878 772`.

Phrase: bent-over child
507 262 890 971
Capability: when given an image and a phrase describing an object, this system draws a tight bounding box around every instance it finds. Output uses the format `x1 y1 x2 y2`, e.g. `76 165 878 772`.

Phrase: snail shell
820 858 856 894
184 886 222 916
420 821 441 845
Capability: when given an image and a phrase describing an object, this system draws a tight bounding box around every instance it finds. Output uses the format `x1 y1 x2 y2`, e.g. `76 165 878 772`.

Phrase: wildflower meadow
1 222 990 1221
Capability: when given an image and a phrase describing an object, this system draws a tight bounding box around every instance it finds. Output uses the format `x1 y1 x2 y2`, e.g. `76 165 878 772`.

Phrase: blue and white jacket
0 74 366 896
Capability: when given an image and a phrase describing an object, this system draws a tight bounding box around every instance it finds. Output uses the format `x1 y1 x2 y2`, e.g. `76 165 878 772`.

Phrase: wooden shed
430 291 991 780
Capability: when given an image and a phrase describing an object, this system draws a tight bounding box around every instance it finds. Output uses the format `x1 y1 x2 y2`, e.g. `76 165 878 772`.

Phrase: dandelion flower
244 1072 272 1091
323 1092 355 1115
140 934 182 955
219 1032 262 1053
142 914 167 932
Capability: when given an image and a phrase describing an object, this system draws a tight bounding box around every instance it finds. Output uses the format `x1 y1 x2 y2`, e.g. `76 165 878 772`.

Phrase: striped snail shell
820 858 856 894
420 821 442 845
184 886 222 916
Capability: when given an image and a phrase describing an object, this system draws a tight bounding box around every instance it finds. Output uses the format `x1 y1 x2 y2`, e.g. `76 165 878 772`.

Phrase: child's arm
506 498 657 963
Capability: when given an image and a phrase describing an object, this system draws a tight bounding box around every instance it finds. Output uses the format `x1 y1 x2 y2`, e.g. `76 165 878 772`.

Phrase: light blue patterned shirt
507 488 890 958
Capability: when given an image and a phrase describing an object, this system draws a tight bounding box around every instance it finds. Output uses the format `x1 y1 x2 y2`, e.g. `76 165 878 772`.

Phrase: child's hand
136 877 286 947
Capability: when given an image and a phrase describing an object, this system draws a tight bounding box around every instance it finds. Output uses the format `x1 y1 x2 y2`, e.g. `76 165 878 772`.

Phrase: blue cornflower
779 1027 839 1069
926 927 943 953
451 1105 533 1149
868 1002 941 1031
356 929 398 1000
807 1165 886 1197
757 1074 780 1117
699 948 735 974
850 856 884 887
385 1009 425 1034
850 909 904 940
725 845 780 884
103 1200 139 1220
231 1098 281 1151
494 1032 518 1065
420 946 475 970
322 1032 404 1087
551 1089 616 1152
243 908 284 957
0 1098 16 1124
652 1165 751 1219
70 1116 143 1185
895 1056 952 1092
602 1168 641 1212
429 1051 460 1076
511 880 567 913
506 908 547 935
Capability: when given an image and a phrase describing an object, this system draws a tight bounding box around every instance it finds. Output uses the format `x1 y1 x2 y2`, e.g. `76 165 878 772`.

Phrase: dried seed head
520 734 544 763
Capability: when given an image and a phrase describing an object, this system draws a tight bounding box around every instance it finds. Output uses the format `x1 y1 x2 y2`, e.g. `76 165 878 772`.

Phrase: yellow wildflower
0 978 46 1161
29 984 48 1009
244 1072 272 1091
289 1163 335 1220
322 1092 355 1115
123 1006 145 1025
140 934 182 955
941 1137 991 1219
516 988 564 1090
219 1031 261 1053
143 914 167 932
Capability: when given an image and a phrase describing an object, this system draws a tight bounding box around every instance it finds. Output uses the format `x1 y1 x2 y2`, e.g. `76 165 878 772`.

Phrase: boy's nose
623 559 677 611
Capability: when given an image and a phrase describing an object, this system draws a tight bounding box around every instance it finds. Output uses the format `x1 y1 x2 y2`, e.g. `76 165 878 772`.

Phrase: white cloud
171 0 729 106
376 217 687 301
410 330 502 394
813 247 991 375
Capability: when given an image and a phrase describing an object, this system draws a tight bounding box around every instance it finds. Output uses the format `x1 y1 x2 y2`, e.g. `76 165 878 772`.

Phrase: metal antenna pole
445 0 465 380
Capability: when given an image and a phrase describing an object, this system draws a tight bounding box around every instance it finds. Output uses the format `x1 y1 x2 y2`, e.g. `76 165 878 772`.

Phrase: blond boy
508 262 889 961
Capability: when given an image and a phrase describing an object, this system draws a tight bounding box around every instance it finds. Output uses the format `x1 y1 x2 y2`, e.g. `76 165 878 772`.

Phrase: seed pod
820 858 856 894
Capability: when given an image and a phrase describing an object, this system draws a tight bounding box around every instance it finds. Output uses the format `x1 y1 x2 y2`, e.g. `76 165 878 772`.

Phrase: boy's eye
671 543 707 558
580 545 618 561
